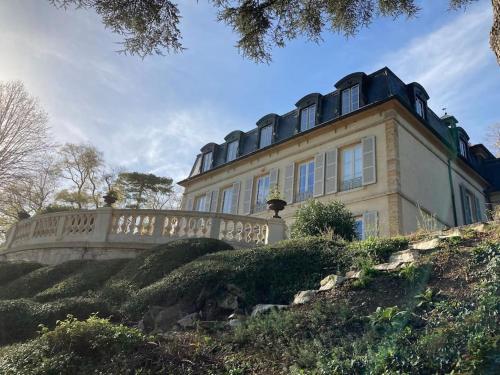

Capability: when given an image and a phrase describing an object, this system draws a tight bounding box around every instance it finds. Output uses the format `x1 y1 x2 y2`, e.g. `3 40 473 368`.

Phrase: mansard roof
179 67 498 189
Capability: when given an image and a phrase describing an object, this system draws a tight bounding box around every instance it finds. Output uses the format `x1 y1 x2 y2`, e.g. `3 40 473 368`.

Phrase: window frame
415 96 425 118
201 152 213 172
220 186 233 214
296 159 315 202
341 84 360 115
194 195 206 212
300 104 316 132
253 174 270 213
259 125 273 149
226 140 238 162
340 143 363 191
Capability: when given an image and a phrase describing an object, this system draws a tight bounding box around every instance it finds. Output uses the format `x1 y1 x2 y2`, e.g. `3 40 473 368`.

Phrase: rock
346 270 362 279
177 312 201 328
439 228 462 239
139 302 195 333
411 238 441 251
251 304 288 317
228 319 243 328
292 290 317 305
470 223 489 233
373 261 403 272
319 274 345 291
217 292 239 310
389 249 419 263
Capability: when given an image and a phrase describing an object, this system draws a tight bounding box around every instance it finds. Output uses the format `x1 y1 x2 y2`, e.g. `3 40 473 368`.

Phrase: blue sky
0 0 498 183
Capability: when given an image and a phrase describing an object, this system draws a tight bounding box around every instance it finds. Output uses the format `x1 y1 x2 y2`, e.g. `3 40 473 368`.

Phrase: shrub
0 261 43 287
123 237 349 319
290 200 356 240
348 237 409 265
0 315 153 374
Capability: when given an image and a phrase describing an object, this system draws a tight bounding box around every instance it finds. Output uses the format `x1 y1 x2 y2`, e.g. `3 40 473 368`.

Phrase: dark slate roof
180 67 499 190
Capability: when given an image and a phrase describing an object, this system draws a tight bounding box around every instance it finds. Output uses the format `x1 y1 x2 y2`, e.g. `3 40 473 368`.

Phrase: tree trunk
492 0 500 65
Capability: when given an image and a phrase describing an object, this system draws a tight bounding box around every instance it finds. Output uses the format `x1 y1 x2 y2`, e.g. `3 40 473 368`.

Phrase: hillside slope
0 223 498 374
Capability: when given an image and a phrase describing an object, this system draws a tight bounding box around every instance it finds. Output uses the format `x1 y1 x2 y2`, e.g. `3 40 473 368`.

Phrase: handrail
0 208 287 253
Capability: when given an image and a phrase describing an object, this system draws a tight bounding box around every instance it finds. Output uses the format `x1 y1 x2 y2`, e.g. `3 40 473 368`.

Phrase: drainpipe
447 160 458 227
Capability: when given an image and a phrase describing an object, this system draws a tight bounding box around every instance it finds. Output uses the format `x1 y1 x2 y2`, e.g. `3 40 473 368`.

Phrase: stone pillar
266 218 287 245
152 214 166 242
92 207 113 243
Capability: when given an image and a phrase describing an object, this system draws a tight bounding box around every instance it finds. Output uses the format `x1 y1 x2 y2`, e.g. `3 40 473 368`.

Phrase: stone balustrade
0 208 287 265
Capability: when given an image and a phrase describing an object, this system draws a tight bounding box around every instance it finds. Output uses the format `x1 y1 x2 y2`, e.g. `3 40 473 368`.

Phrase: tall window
296 160 315 202
415 97 425 118
259 125 273 148
226 141 238 162
355 217 364 240
341 144 363 191
254 174 270 212
194 195 206 212
341 84 360 115
202 152 213 172
463 189 480 224
459 140 468 158
221 187 233 214
300 104 316 131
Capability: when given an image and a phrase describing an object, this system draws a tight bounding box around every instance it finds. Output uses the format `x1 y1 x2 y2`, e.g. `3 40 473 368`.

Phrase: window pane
222 188 232 213
341 89 350 115
342 149 352 180
355 219 363 239
308 105 316 128
259 125 272 148
353 145 362 178
299 164 306 193
195 196 206 211
300 109 308 132
351 85 359 111
307 161 314 192
227 141 238 162
202 152 212 172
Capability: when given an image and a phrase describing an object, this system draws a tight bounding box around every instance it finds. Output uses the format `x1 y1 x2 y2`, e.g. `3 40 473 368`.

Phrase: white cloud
376 4 494 114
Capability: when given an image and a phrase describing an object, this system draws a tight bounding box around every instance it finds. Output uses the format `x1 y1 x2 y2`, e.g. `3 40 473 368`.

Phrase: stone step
389 249 419 263
318 274 345 291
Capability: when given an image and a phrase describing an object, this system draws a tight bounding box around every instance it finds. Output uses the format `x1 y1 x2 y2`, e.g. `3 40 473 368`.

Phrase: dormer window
259 125 273 148
341 85 360 115
226 141 238 162
201 152 213 172
300 104 316 131
415 97 425 118
459 139 468 158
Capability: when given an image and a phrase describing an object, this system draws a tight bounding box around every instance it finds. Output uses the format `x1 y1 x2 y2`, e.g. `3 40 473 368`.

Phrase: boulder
251 304 288 317
318 274 345 291
373 261 403 272
411 238 441 251
292 290 317 305
389 249 419 263
346 270 362 279
139 303 194 333
177 312 201 329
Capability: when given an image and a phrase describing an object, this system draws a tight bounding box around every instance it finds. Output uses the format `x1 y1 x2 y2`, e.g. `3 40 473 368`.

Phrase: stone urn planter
267 199 287 219
103 191 118 207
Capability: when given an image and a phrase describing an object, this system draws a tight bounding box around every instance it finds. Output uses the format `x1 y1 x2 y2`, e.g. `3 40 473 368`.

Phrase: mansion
178 67 500 238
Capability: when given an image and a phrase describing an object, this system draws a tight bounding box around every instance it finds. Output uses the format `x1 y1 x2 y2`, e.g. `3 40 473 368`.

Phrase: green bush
0 261 43 287
347 237 409 265
290 200 356 240
123 237 349 319
0 260 94 300
0 297 112 346
0 315 153 374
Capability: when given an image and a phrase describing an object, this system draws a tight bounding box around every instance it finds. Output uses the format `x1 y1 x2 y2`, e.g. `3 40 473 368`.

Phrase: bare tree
486 123 500 156
58 143 104 208
0 81 51 190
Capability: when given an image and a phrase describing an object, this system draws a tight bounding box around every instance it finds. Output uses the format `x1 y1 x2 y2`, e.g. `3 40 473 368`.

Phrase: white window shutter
204 192 212 212
363 211 378 238
186 197 194 211
362 136 376 185
313 153 325 197
210 189 219 212
325 148 338 194
230 181 240 214
242 177 254 215
269 167 279 190
283 163 295 204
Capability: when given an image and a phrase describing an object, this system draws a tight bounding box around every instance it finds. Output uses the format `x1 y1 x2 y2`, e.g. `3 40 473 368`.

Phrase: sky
0 0 498 185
